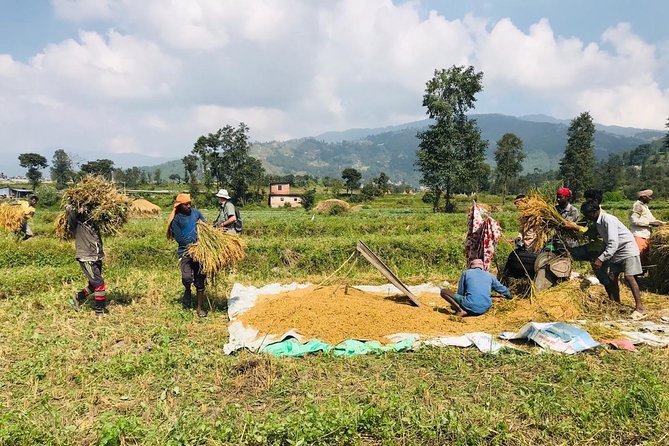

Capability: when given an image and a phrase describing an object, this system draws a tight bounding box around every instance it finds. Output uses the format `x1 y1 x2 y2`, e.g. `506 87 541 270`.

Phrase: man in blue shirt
440 259 512 316
166 193 208 317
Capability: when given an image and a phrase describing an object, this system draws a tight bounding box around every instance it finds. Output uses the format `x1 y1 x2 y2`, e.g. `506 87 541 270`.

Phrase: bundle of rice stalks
514 192 572 253
54 212 73 240
0 202 27 233
129 198 161 218
186 221 246 275
58 175 131 237
314 199 350 215
649 225 669 293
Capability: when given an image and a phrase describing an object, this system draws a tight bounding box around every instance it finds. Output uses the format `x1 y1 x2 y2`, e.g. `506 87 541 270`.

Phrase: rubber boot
182 286 192 309
196 289 207 317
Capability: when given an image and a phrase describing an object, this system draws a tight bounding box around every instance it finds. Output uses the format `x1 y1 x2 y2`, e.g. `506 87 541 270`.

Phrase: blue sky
1 0 668 174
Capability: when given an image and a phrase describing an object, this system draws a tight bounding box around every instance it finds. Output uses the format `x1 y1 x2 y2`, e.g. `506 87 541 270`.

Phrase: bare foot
454 310 468 317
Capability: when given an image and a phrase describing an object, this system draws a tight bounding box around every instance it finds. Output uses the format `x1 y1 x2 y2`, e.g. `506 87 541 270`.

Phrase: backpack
233 207 243 233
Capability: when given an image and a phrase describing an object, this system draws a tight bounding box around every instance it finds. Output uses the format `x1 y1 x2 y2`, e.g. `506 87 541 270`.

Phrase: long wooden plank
356 240 421 307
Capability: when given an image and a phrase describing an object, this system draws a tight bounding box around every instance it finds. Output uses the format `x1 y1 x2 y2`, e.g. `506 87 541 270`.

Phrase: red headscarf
556 187 572 197
166 193 192 240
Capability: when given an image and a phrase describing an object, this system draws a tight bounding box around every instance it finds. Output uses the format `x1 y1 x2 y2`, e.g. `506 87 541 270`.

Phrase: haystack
314 199 350 215
54 175 131 239
186 221 245 276
649 226 669 293
0 202 27 233
129 198 161 218
515 192 573 252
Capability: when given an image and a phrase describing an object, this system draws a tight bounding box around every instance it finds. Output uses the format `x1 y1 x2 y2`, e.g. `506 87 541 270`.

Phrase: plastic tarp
499 322 600 354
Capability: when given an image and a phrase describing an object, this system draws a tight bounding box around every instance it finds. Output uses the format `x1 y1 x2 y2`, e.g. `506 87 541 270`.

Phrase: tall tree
182 154 199 185
494 133 525 203
341 168 362 195
664 117 669 152
50 149 74 189
80 159 115 180
373 172 391 195
416 66 488 212
191 123 265 204
153 168 162 185
559 111 595 198
18 153 48 190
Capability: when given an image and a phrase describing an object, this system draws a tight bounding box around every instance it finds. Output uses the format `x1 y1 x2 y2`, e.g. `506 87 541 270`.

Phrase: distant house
268 183 302 208
0 187 32 199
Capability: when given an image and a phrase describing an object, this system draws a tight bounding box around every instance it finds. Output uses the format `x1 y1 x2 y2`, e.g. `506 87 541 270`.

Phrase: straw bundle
129 198 161 218
648 226 669 293
55 175 130 239
186 221 245 275
0 202 27 233
314 199 350 215
514 192 572 252
54 213 73 240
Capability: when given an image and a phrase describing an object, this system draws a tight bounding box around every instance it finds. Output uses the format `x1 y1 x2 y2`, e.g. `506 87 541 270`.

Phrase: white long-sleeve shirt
629 200 657 239
596 212 639 263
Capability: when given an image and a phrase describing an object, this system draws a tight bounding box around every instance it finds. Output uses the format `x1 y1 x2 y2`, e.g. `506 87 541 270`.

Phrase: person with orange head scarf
167 193 208 316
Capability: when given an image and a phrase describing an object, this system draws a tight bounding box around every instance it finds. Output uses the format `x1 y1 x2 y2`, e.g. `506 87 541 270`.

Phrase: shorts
595 255 643 285
179 254 206 290
453 293 484 316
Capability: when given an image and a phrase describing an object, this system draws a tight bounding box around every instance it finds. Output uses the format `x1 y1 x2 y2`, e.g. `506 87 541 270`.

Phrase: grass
1 196 669 445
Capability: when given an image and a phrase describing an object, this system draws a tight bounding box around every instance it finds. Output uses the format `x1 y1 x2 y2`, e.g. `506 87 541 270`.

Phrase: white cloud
1 0 668 174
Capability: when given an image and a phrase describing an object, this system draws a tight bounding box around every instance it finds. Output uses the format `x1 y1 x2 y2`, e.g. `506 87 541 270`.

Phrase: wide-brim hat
215 189 231 199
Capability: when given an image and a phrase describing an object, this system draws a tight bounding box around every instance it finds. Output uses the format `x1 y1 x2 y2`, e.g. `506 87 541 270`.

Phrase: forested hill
146 114 664 184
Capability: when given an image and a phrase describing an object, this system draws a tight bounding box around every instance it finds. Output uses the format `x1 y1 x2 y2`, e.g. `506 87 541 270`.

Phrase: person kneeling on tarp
440 259 512 317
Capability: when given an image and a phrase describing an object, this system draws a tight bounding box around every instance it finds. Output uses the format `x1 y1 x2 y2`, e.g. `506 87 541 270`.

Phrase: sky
1 0 669 174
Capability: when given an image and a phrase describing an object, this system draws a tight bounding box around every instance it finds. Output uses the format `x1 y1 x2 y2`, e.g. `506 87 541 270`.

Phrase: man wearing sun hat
167 193 208 316
630 189 665 264
440 258 512 317
213 188 240 235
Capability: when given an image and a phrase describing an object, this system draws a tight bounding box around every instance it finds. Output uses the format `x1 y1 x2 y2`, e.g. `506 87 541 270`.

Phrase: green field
1 196 668 445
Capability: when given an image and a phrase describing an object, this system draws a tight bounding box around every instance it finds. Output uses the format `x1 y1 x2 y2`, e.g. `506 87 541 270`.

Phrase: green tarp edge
260 336 416 357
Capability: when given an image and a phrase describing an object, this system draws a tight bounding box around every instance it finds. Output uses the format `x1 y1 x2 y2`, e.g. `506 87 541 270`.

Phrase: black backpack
233 207 243 233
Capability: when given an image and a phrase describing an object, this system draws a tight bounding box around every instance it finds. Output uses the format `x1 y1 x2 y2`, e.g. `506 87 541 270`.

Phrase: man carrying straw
67 203 107 317
167 193 208 317
17 195 38 239
580 200 646 320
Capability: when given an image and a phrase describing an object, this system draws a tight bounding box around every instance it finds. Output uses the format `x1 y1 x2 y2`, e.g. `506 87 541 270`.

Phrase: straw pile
186 221 245 275
0 202 27 233
649 226 669 293
314 199 350 215
54 175 131 239
515 192 573 252
129 198 161 218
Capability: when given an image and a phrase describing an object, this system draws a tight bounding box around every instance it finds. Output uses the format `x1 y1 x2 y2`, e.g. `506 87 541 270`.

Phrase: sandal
630 310 647 321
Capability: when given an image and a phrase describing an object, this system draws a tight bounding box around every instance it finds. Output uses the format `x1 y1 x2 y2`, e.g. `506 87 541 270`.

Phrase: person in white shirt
629 189 665 264
581 200 646 320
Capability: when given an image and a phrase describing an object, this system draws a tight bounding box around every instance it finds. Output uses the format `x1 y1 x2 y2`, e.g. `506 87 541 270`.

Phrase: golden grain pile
649 225 669 293
0 202 27 233
515 192 573 252
314 199 350 214
54 175 131 239
186 221 245 275
129 198 161 218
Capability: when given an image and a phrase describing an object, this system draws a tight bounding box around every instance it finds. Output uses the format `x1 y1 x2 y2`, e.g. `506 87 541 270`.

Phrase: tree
18 153 48 190
664 117 669 152
301 189 316 211
169 173 182 184
494 133 525 203
153 168 162 185
50 149 74 189
341 168 362 195
190 123 265 204
182 154 199 185
80 159 115 180
416 66 488 212
559 111 595 198
372 172 391 195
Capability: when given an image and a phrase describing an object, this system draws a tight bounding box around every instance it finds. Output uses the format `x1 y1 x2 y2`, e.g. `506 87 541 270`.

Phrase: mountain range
144 114 665 185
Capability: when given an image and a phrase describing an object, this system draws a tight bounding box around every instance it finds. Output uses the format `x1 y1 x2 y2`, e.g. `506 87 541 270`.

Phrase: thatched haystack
0 202 27 233
314 199 350 215
129 198 161 218
649 226 669 293
186 221 246 276
54 175 131 240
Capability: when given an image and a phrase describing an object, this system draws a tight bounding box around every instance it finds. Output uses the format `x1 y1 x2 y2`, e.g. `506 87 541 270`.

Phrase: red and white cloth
464 203 502 271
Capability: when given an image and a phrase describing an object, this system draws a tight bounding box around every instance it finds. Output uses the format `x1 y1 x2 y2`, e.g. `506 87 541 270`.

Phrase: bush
35 185 60 207
602 190 626 202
